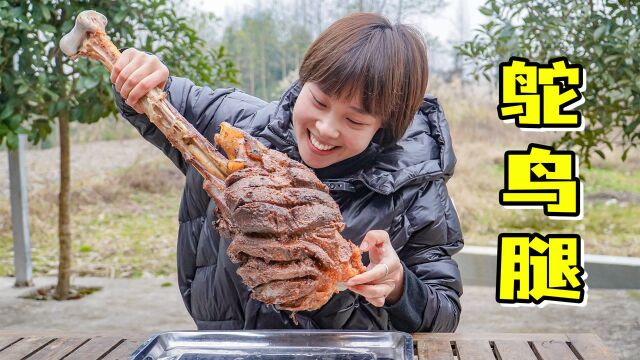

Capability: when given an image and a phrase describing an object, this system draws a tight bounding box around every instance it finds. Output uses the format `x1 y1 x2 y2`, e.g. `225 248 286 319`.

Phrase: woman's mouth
308 130 338 153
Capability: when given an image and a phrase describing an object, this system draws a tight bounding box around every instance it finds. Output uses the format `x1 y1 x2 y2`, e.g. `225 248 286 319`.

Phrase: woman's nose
315 116 340 139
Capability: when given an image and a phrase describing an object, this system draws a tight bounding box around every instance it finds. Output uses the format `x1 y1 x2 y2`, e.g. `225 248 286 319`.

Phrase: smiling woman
292 82 382 169
110 10 463 333
291 13 428 169
296 13 429 144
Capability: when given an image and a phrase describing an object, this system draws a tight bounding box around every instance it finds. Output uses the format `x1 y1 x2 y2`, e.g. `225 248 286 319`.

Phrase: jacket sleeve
383 179 464 333
113 75 265 174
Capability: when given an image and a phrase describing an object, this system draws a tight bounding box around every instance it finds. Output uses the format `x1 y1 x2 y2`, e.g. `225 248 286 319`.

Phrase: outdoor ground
0 276 637 360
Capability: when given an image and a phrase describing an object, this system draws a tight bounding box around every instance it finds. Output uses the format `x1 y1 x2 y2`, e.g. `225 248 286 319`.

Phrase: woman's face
292 82 382 169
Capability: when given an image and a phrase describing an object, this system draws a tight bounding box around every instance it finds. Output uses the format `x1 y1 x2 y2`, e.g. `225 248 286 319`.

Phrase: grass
431 76 639 257
447 145 640 256
26 116 140 150
627 290 640 300
486 203 640 256
581 167 640 195
0 159 183 278
447 148 640 255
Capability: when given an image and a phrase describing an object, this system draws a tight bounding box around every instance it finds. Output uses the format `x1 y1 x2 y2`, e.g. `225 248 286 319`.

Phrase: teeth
310 132 336 151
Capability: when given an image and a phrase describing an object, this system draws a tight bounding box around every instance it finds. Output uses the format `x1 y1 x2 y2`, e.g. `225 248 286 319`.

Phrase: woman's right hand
111 48 169 114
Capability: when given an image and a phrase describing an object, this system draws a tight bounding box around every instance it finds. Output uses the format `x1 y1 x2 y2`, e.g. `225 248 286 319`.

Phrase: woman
111 12 464 332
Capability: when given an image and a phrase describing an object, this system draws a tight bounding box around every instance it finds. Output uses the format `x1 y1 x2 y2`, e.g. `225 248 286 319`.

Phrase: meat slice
225 186 337 212
212 124 365 314
232 202 342 235
227 233 335 266
237 257 322 288
253 277 319 305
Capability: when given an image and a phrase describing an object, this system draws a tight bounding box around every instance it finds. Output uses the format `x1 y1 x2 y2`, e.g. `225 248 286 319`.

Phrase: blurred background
0 0 638 359
2 0 638 279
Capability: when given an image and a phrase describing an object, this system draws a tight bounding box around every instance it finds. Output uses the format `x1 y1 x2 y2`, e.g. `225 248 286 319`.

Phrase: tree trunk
281 42 287 82
302 0 307 26
249 59 255 95
260 37 267 99
54 111 72 300
316 0 323 36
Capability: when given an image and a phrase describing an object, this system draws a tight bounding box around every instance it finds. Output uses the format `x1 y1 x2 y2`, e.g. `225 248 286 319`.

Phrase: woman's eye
313 97 326 107
347 118 365 126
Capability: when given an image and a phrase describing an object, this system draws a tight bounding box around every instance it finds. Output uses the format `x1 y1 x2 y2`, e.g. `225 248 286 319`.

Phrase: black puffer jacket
113 77 464 332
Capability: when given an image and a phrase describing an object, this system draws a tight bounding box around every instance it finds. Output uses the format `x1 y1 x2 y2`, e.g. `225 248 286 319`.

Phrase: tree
328 0 446 22
0 0 238 300
457 0 639 165
215 0 447 100
221 7 311 100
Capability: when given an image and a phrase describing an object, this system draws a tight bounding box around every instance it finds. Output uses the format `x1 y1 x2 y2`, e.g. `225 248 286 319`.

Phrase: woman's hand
111 48 169 114
346 230 404 307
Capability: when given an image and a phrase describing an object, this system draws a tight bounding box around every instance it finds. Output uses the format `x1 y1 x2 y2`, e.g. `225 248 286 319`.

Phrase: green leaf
624 118 640 134
5 132 17 150
479 5 494 16
17 84 29 95
594 45 603 57
40 24 56 34
0 104 13 120
621 148 630 161
603 55 618 64
79 76 100 90
594 149 605 159
112 11 126 24
7 114 21 130
40 5 51 22
44 88 59 101
594 24 607 41
48 102 57 117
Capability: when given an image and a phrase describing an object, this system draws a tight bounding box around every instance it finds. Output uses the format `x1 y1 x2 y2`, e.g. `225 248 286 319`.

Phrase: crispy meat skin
214 128 365 312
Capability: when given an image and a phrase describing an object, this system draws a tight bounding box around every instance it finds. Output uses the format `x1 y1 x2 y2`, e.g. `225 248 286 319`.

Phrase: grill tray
129 330 413 360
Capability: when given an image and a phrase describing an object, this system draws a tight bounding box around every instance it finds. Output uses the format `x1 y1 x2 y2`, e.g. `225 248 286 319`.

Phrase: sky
188 0 488 45
187 0 489 72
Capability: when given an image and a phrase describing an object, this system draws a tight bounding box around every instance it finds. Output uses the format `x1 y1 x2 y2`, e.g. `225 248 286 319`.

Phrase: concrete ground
1 276 637 359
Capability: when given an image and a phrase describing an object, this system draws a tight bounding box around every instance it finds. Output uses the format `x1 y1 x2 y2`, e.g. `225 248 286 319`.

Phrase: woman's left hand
346 230 404 307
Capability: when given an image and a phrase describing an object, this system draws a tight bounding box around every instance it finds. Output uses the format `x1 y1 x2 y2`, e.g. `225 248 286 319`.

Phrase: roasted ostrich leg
60 10 366 315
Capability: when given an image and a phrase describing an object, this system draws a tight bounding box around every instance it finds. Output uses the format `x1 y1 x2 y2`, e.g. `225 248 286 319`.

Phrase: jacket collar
258 81 457 195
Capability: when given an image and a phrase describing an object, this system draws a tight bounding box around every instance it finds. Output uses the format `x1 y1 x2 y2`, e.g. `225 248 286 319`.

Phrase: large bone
60 10 248 212
59 11 244 176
